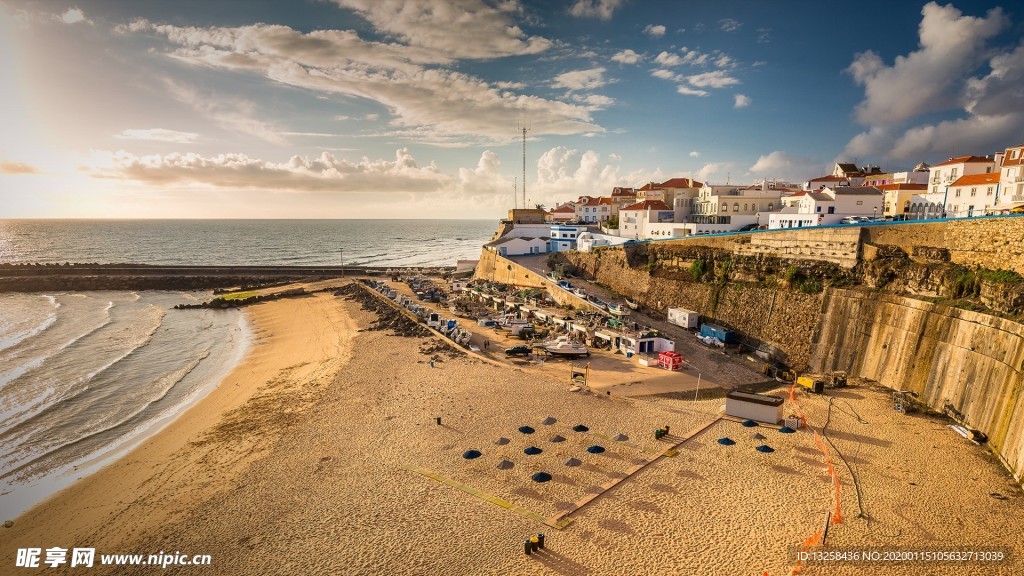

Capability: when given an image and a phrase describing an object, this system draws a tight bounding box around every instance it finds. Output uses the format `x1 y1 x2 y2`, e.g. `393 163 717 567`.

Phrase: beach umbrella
572 424 590 432
531 472 552 483
524 446 543 455
756 445 775 453
496 459 514 470
463 449 482 459
495 437 510 445
611 433 629 442
742 419 758 428
586 445 606 454
549 435 566 443
518 426 535 434
778 426 796 434
564 458 582 467
541 416 557 425
717 437 736 446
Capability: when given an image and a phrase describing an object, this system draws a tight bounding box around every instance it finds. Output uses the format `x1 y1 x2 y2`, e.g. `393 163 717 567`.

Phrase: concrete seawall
810 288 1024 482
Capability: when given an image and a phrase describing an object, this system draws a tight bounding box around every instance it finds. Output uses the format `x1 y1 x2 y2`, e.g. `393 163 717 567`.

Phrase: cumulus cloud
552 67 608 91
842 2 1023 162
676 86 709 97
0 162 39 174
643 24 666 38
328 0 552 60
733 94 751 108
846 2 1007 126
60 7 89 25
719 19 742 32
124 20 601 144
749 151 823 181
115 128 199 143
687 70 739 88
611 49 642 65
689 151 700 158
695 162 729 182
86 148 449 192
569 0 625 20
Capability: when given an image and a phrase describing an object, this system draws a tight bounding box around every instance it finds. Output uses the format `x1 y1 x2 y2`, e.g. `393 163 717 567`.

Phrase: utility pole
513 177 517 210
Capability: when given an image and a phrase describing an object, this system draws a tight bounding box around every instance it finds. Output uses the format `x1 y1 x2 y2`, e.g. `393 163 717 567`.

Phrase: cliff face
810 289 1024 481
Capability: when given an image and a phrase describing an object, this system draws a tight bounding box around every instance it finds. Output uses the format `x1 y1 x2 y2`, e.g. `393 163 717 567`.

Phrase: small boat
625 299 639 310
607 303 631 316
572 288 587 297
540 336 590 358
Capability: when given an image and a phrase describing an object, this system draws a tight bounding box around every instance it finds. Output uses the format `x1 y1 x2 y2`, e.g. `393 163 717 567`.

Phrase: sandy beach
3 283 1023 575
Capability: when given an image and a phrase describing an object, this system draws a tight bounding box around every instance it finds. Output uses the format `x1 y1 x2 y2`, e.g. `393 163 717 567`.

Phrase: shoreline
0 309 252 521
1 292 354 560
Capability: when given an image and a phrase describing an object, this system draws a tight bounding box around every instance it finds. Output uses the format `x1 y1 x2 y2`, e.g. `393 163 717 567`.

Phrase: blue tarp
779 426 796 434
524 446 543 455
518 426 535 434
586 445 606 454
572 424 589 432
532 472 552 482
463 449 482 459
755 445 775 453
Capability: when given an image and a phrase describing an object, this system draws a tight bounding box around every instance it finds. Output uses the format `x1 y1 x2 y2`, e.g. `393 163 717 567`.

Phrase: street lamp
873 207 878 220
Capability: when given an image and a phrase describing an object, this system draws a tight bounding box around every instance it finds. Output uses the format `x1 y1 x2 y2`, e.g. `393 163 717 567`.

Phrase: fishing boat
625 299 639 310
539 335 590 358
607 302 631 316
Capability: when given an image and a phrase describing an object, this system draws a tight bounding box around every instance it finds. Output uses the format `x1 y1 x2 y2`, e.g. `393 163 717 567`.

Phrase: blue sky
1 0 1022 218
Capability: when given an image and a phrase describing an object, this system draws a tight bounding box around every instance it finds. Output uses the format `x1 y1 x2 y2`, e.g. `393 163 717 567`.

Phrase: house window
987 187 993 195
744 204 748 212
856 200 863 205
722 203 728 212
828 206 835 214
951 168 958 178
955 190 961 197
816 206 822 213
932 186 938 193
768 203 773 210
971 188 976 197
733 203 739 211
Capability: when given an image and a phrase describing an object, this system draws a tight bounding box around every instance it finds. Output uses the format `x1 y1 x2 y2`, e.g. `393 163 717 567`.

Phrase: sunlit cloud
0 161 40 174
115 129 199 144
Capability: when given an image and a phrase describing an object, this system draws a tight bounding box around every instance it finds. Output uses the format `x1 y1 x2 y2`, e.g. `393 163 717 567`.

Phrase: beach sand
3 285 1023 575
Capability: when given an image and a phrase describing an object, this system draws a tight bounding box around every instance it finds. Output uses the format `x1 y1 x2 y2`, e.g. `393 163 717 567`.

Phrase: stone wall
473 248 546 288
865 216 1024 274
810 288 1024 482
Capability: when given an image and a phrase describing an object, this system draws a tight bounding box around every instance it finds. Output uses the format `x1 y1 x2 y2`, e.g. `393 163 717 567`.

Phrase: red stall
658 351 683 370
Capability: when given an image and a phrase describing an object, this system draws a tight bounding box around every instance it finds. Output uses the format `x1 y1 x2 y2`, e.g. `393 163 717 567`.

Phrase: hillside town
486 142 1024 256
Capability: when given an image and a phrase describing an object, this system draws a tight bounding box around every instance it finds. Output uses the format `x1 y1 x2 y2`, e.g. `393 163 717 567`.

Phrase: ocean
0 291 249 520
0 219 496 267
0 219 495 519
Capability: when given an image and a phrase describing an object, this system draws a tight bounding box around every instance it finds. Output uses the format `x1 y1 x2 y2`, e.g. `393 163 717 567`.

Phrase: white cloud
86 148 449 192
756 28 771 43
651 69 678 81
643 24 666 38
676 85 708 97
60 7 89 25
552 67 608 91
329 0 552 60
695 162 729 182
654 51 681 67
0 162 39 174
689 151 700 158
686 70 739 88
611 49 642 65
733 94 751 108
749 151 822 181
569 0 625 20
125 21 601 144
115 128 199 144
719 19 742 32
846 2 1007 126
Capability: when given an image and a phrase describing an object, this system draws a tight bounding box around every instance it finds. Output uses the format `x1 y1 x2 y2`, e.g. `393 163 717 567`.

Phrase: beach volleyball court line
402 465 560 527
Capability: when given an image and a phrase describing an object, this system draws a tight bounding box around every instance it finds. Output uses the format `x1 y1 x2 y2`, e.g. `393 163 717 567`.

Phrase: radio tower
518 119 529 209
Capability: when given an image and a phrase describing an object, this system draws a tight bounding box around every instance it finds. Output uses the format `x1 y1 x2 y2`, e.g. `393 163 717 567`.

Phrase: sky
1 0 1022 219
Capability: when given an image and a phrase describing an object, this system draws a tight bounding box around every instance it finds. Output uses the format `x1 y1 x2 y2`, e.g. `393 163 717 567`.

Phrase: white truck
667 307 699 329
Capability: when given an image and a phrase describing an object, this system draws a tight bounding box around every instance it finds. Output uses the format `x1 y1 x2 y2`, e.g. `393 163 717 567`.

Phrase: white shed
725 391 784 424
667 308 699 329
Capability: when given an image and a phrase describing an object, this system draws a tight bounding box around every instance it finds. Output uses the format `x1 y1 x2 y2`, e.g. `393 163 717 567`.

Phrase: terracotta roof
622 199 672 211
611 187 637 196
931 155 993 167
583 197 612 206
808 175 847 182
658 177 702 188
1002 146 1024 167
787 191 807 197
876 183 928 191
552 204 576 213
949 173 1000 187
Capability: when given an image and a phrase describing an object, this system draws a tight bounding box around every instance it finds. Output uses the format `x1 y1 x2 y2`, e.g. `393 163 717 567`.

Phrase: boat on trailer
538 335 590 358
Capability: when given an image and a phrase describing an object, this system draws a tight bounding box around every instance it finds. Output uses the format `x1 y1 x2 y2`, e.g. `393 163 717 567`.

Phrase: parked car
840 216 860 224
505 345 532 357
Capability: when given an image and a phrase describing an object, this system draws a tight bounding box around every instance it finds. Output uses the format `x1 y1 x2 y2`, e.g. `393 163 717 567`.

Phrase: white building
576 197 612 224
619 199 674 239
926 155 997 205
768 186 883 229
691 183 781 228
944 173 999 217
576 231 631 252
996 144 1024 212
484 236 549 256
549 225 586 252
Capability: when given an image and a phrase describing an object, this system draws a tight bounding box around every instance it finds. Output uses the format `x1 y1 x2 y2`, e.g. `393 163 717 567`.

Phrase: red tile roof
552 204 576 213
1002 146 1024 167
808 175 847 182
658 177 703 188
622 199 672 211
583 197 612 206
931 155 993 167
949 173 1000 187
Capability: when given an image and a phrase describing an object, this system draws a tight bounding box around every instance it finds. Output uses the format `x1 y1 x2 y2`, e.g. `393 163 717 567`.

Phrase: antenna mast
518 119 529 209
513 177 517 210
